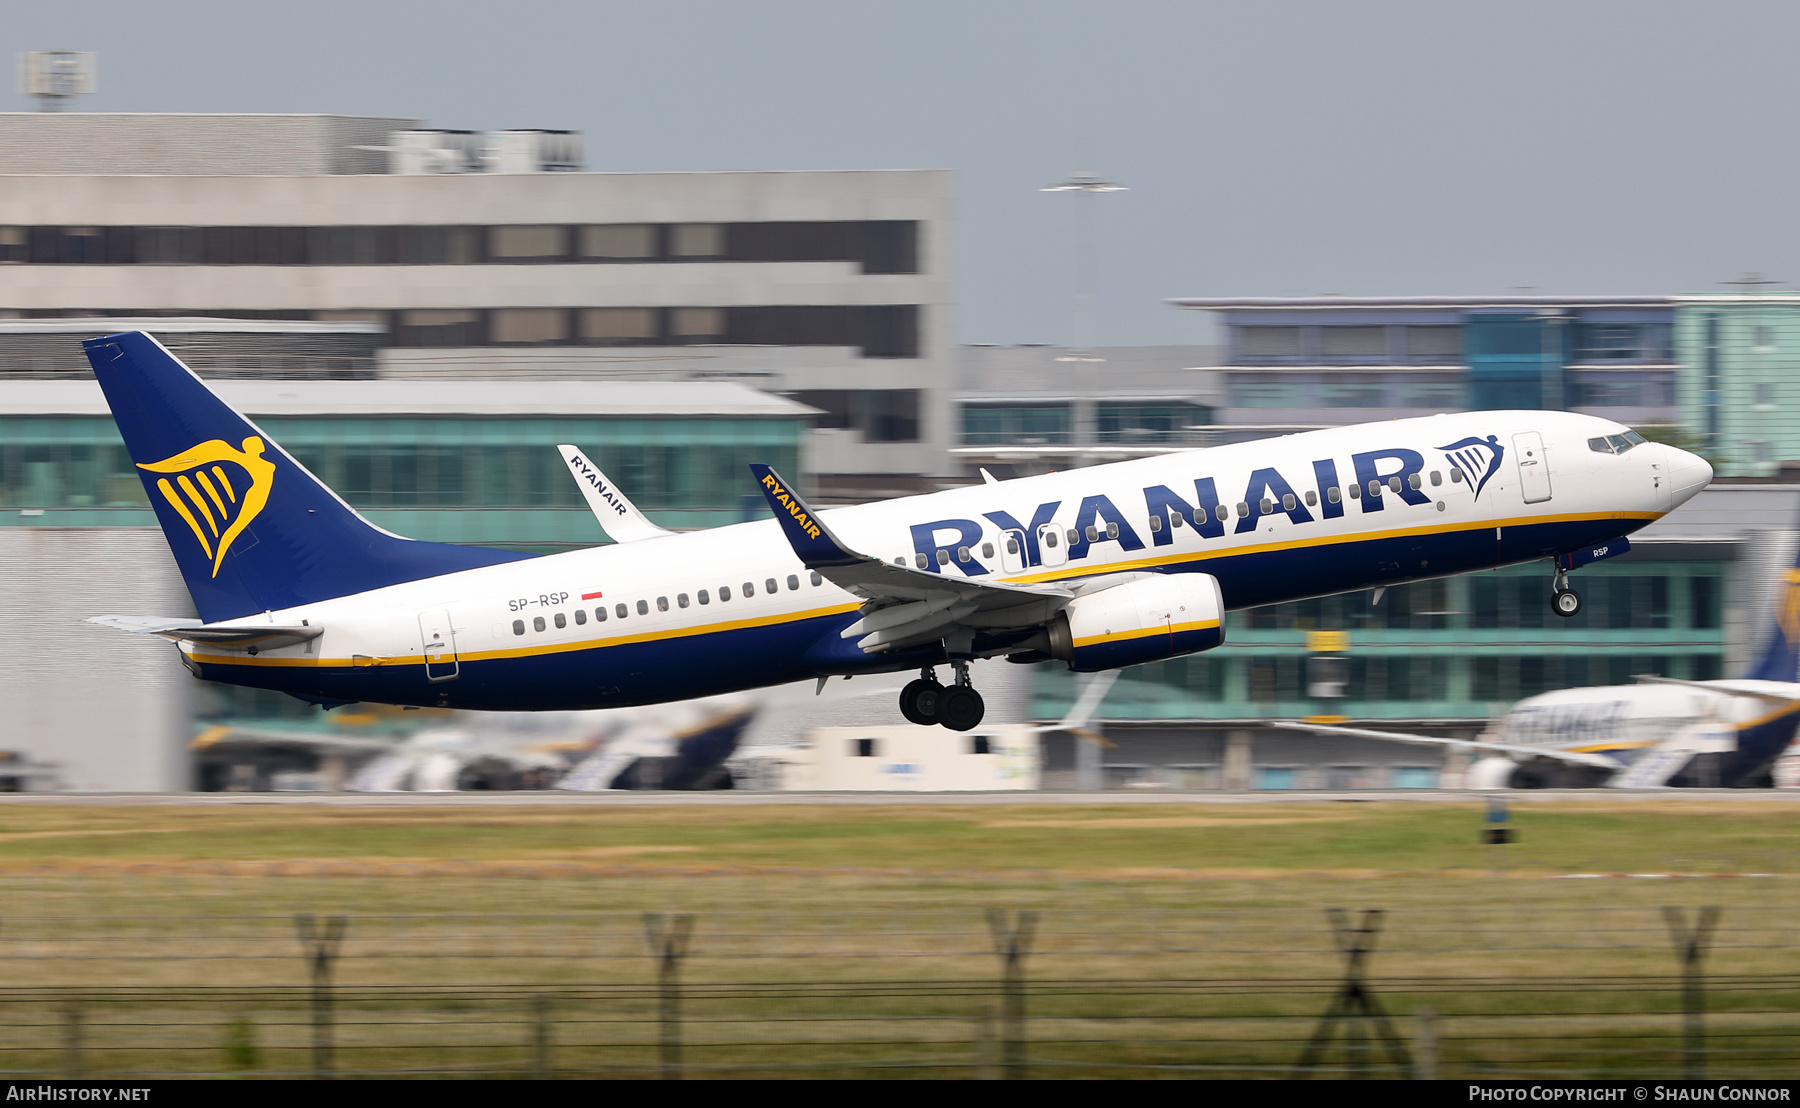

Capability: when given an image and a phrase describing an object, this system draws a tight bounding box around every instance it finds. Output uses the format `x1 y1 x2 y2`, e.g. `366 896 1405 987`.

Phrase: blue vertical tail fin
85 331 530 622
1744 553 1800 684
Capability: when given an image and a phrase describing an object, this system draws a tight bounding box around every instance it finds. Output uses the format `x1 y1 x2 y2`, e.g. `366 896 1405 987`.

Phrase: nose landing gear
1551 569 1582 618
898 663 986 731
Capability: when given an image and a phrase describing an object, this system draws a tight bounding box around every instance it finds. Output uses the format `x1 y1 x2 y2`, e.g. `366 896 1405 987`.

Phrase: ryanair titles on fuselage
908 442 1472 575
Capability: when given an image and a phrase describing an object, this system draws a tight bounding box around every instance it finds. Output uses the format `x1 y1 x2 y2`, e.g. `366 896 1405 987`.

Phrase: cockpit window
1588 430 1648 455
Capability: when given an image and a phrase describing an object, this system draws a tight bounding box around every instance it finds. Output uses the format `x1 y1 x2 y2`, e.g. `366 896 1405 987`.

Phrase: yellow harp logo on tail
138 437 276 577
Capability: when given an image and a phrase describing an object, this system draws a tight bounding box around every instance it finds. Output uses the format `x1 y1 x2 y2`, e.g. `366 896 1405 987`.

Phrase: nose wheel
898 664 986 730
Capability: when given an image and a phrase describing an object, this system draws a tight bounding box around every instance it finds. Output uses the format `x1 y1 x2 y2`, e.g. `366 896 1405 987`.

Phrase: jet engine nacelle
1465 757 1518 790
1048 572 1225 672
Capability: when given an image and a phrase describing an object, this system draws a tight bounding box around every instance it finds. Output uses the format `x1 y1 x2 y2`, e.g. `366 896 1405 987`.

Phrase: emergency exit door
419 610 460 682
1512 431 1553 504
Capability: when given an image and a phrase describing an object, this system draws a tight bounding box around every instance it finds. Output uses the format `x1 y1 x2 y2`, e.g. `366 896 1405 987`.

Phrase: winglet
557 446 673 543
748 464 866 568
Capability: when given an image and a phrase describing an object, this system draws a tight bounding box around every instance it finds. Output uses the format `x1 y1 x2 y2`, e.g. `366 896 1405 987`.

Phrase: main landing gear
899 663 985 731
1551 569 1582 618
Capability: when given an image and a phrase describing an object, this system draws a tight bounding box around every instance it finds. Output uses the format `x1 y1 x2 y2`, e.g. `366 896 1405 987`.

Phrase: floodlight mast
1042 173 1126 364
19 51 96 112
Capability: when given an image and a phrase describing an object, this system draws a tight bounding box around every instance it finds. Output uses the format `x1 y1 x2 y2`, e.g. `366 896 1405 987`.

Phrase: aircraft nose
1662 444 1712 507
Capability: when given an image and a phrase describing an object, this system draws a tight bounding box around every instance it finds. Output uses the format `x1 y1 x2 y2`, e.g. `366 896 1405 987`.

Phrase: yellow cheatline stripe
999 510 1659 587
156 478 213 559
1740 699 1800 729
195 469 229 517
1071 618 1220 649
187 601 865 668
1567 742 1655 753
212 465 236 503
177 474 219 537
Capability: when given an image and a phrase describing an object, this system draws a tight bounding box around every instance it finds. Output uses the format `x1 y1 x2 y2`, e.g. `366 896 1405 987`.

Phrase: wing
558 445 674 543
1633 675 1800 703
1271 721 1621 770
749 464 1072 653
86 615 322 650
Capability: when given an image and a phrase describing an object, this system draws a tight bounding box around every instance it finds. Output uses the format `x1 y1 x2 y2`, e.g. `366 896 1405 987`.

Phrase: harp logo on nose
138 436 276 577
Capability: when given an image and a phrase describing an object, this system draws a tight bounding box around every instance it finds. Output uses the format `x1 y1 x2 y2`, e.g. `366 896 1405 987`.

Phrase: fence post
1292 908 1412 1079
986 909 1038 1081
643 913 695 1080
61 997 82 1079
531 992 552 1080
1412 1005 1437 1080
1663 905 1721 1081
294 913 347 1080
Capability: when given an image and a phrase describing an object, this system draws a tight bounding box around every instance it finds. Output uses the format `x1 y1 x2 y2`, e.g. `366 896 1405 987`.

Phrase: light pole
1042 173 1126 363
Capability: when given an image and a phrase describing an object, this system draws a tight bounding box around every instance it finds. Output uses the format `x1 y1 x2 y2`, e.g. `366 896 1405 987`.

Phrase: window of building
578 307 659 345
669 223 724 258
488 225 568 260
395 310 484 347
1405 326 1461 362
490 308 570 345
0 227 24 264
670 307 725 341
396 226 479 265
1236 326 1303 359
797 390 921 443
1754 325 1776 351
579 224 658 259
960 403 1071 446
1320 325 1387 358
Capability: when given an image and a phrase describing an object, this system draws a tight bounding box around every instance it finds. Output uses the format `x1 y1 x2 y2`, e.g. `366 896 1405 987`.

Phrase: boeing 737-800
84 331 1712 731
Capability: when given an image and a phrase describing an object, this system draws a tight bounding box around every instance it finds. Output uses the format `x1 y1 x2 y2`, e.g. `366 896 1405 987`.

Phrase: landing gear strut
898 663 986 731
1551 570 1582 618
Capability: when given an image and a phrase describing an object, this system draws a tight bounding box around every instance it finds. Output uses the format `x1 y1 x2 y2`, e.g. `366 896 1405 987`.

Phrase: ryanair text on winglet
570 454 628 517
762 473 823 540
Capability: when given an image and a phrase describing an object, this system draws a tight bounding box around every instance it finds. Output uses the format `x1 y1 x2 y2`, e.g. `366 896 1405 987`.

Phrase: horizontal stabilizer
557 445 673 543
87 614 322 650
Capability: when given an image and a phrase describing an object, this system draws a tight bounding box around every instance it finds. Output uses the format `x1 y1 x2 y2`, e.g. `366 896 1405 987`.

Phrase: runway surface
4 789 1800 807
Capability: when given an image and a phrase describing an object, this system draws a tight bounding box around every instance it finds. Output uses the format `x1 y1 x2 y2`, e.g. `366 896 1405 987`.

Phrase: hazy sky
10 1 1800 346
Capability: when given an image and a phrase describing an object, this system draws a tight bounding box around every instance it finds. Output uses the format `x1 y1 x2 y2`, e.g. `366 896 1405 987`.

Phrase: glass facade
0 415 804 543
1032 561 1728 721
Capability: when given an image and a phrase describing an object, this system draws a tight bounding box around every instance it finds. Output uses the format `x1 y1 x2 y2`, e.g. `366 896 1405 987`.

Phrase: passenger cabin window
512 620 525 636
655 597 668 612
1043 531 1058 549
574 609 586 625
533 616 546 632
957 546 971 562
743 582 755 597
596 607 608 621
1348 483 1361 499
982 542 994 558
698 589 710 605
1214 505 1228 522
765 578 778 593
1430 471 1442 486
554 612 567 629
1149 515 1163 533
1282 493 1296 510
719 585 732 600
810 571 822 586
636 600 648 615
677 593 689 608
935 551 949 567
1304 490 1317 506
1328 487 1341 504
1260 498 1273 514
1066 529 1079 544
1235 503 1249 518
1450 469 1464 483
915 553 929 568
616 603 628 618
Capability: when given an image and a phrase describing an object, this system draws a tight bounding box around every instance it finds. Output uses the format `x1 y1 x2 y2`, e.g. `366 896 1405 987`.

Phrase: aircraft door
419 610 460 682
1036 522 1068 567
1512 431 1553 504
1000 529 1027 573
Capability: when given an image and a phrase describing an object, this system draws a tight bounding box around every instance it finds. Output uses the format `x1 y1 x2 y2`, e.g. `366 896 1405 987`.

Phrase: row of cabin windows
511 571 824 635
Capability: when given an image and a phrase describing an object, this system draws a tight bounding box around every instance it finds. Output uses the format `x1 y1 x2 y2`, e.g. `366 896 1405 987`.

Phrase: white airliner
83 331 1712 733
1279 555 1800 789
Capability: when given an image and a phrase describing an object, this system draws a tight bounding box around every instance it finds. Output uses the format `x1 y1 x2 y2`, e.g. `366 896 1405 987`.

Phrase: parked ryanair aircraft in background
1280 542 1800 789
85 331 1712 733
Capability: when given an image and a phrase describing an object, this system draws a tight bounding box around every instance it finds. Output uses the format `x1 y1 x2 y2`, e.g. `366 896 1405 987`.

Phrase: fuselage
181 410 1705 711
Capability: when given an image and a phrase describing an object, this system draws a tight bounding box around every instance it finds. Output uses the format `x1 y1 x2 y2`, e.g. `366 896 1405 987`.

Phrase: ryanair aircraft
1282 543 1800 789
86 331 1711 733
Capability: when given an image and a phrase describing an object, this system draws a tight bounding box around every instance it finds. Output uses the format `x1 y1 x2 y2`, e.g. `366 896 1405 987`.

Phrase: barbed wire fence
0 899 1789 1079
